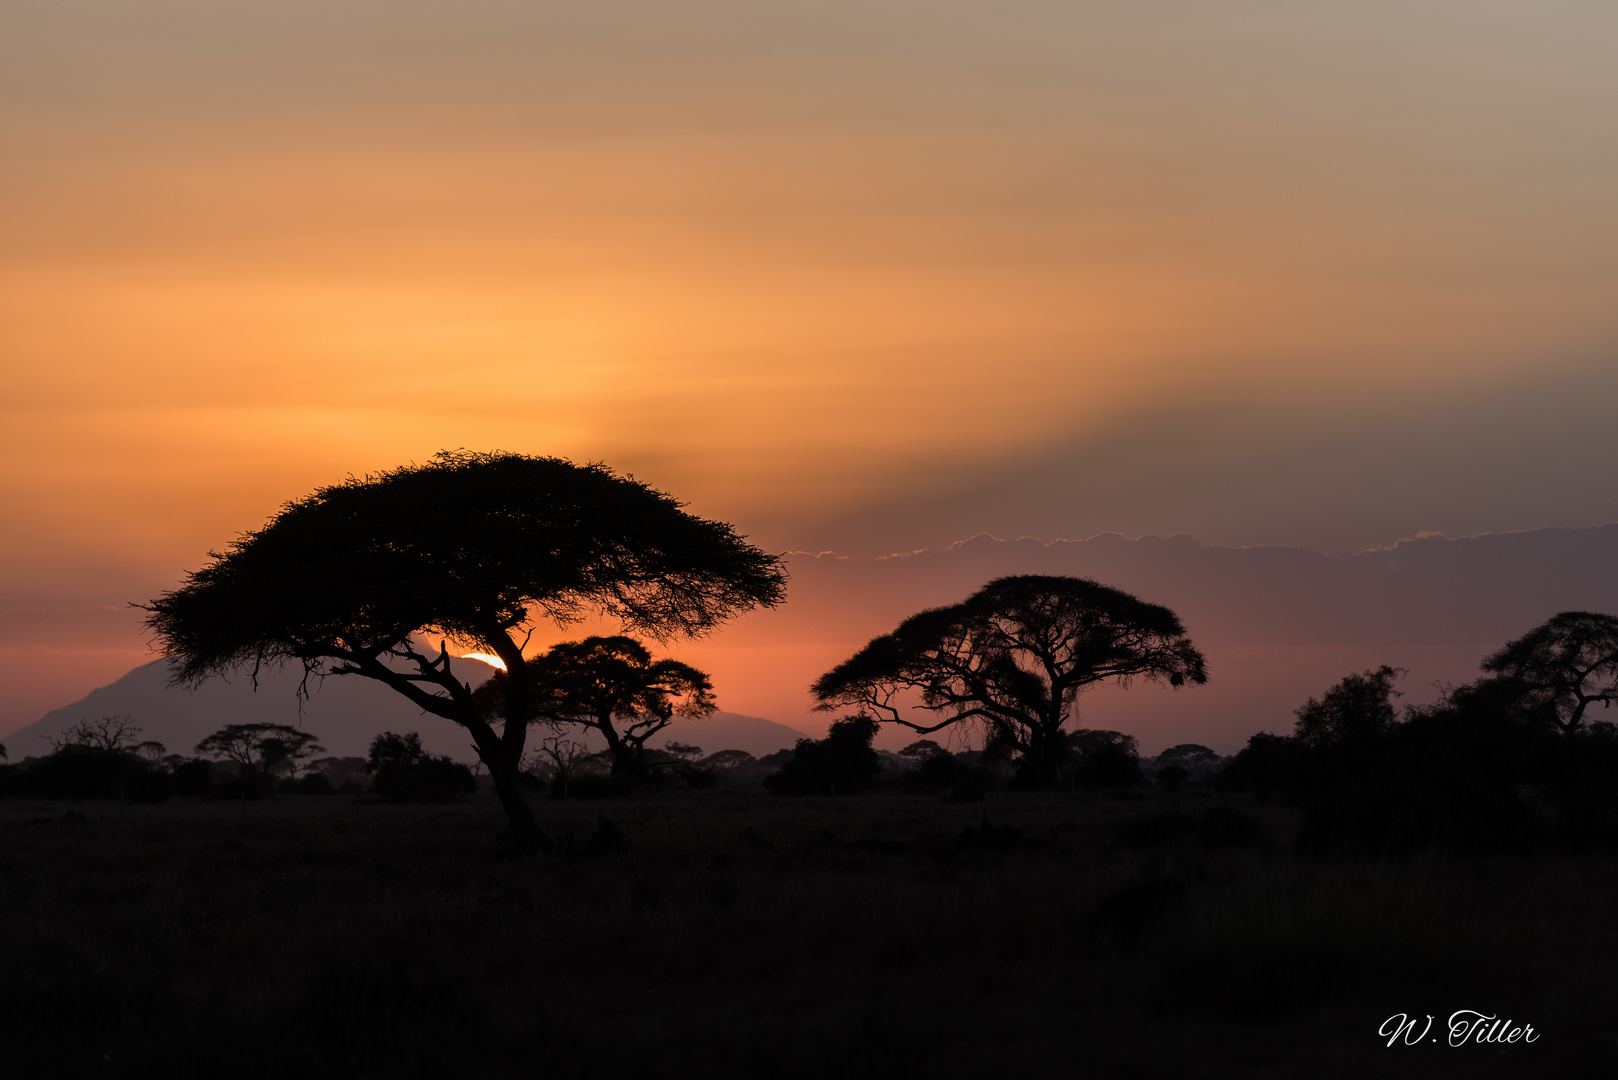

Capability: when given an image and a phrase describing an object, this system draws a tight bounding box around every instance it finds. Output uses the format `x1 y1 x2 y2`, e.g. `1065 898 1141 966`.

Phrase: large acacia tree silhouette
812 575 1206 785
143 451 786 847
1483 611 1618 734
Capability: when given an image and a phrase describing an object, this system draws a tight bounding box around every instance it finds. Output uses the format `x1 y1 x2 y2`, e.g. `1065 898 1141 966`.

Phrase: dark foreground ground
2 788 1615 1079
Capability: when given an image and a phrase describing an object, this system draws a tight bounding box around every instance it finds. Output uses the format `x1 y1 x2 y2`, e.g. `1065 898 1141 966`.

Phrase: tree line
0 717 475 802
10 449 1614 856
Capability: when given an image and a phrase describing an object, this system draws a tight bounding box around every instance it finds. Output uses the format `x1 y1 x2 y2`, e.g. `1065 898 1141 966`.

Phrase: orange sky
6 2 1618 736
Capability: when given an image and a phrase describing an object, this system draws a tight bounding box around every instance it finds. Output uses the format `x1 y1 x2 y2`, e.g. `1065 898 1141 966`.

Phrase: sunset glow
6 1 1618 741
10 8 1618 1068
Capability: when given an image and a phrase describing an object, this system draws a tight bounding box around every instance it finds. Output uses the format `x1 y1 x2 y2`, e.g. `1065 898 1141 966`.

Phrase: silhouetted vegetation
896 739 981 791
0 716 176 801
196 722 325 778
1067 729 1145 789
1482 610 1618 733
481 635 715 779
0 720 481 805
366 731 477 802
1217 615 1618 853
763 716 882 795
142 450 786 848
16 539 1618 1075
18 745 174 802
812 575 1206 786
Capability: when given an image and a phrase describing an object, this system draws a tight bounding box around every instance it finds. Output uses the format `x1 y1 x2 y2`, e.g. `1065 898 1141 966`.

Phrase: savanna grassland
2 788 1612 1079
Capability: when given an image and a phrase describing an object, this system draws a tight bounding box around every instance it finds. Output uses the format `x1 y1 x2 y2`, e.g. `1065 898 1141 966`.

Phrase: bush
1069 730 1144 789
171 758 216 798
763 716 882 796
896 746 983 794
1216 733 1302 803
1218 669 1618 854
368 732 477 802
18 746 172 801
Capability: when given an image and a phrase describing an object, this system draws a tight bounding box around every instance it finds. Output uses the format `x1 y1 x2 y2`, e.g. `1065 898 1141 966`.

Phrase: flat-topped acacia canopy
144 451 787 846
812 574 1206 785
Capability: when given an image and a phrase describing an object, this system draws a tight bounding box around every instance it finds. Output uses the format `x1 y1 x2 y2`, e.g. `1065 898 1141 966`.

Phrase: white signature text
1379 1010 1539 1048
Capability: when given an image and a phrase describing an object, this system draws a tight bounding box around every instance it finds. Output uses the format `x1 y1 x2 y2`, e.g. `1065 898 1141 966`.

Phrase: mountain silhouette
4 656 812 762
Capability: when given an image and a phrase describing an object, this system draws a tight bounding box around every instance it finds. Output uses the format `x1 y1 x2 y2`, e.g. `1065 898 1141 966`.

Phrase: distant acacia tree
196 723 324 776
1154 743 1224 777
49 715 143 753
898 740 946 762
662 741 703 763
812 575 1206 785
492 635 716 776
144 451 785 848
697 749 755 771
1482 612 1618 734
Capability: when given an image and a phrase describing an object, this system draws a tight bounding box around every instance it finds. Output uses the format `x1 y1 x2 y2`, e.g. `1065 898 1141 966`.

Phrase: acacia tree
493 635 716 776
525 733 593 801
144 451 785 848
196 723 325 776
1482 611 1618 734
49 715 143 753
812 575 1206 785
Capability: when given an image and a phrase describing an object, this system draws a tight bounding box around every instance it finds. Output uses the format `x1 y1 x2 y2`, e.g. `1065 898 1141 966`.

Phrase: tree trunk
462 711 548 851
1024 724 1071 788
486 752 546 851
594 715 643 776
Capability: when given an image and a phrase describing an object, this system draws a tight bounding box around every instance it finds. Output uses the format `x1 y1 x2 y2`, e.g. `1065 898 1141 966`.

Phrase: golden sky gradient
5 1 1618 734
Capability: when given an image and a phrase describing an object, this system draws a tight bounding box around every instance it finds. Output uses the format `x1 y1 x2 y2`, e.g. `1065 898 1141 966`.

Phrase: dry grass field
2 787 1613 1078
